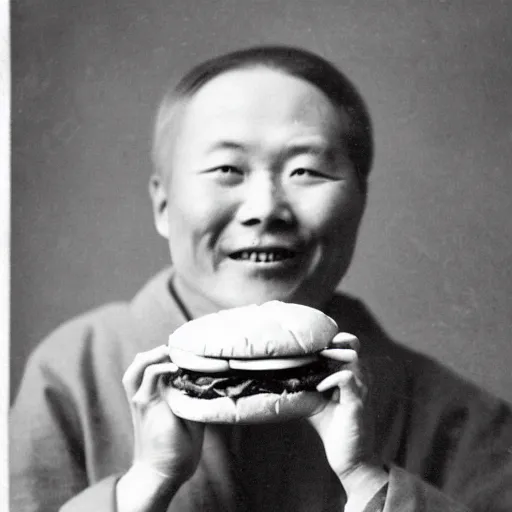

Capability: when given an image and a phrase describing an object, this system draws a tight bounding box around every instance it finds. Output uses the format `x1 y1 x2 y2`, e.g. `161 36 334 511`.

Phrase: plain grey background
11 0 512 403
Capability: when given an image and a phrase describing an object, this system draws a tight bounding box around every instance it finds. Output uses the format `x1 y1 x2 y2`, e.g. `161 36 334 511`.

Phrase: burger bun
168 300 339 359
164 386 327 424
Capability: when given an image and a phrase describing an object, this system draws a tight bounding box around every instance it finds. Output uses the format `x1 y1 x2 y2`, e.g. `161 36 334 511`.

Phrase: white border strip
1 0 10 509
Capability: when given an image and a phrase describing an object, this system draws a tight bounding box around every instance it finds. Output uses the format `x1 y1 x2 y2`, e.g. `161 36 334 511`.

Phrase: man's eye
207 165 245 184
215 165 242 175
291 168 322 178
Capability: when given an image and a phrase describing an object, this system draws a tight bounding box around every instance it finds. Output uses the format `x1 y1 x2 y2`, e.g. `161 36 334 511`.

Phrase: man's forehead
156 67 353 176
175 69 349 146
182 67 340 122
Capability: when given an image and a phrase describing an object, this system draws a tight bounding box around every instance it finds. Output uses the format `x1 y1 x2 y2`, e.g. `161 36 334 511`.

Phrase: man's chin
173 271 311 312
210 261 330 308
216 279 307 308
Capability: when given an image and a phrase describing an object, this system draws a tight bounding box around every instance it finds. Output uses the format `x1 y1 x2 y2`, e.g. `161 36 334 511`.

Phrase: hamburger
163 300 350 424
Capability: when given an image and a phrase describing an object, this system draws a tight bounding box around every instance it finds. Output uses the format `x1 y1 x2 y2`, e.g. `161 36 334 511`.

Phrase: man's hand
117 345 205 512
308 333 388 511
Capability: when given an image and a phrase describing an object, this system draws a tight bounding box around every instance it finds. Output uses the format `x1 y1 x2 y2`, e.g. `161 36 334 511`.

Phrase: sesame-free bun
164 386 327 424
168 301 338 359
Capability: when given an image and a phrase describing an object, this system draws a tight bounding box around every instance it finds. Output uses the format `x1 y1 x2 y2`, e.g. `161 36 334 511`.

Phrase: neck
170 274 225 320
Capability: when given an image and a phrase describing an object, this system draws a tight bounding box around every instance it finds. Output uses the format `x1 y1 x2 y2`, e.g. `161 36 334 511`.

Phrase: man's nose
235 173 294 228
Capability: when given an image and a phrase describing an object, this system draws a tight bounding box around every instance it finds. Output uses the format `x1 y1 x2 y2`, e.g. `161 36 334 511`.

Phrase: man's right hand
117 345 205 512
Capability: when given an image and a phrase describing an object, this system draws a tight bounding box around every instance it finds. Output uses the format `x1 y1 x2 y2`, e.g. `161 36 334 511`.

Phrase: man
10 46 512 511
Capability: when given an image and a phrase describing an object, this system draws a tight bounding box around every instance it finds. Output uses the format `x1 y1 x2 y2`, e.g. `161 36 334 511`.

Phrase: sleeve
361 483 387 512
387 360 512 512
442 398 512 511
356 467 468 512
59 476 119 512
9 335 120 512
381 466 469 512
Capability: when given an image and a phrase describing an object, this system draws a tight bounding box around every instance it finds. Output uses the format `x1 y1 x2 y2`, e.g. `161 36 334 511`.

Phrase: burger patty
166 360 337 400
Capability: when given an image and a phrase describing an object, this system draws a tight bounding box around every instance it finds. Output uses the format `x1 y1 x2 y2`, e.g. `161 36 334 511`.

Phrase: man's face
152 67 365 310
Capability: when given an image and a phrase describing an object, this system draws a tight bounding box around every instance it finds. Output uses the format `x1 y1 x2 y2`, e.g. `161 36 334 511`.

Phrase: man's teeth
234 250 295 262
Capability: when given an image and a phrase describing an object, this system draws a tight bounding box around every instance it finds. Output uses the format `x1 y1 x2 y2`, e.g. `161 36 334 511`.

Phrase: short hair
152 45 373 193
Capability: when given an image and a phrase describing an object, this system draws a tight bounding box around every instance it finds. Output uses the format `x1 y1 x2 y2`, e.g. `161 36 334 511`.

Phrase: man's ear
149 173 170 239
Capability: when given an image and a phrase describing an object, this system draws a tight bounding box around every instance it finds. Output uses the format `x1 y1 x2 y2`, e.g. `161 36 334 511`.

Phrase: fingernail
317 382 328 392
320 348 358 362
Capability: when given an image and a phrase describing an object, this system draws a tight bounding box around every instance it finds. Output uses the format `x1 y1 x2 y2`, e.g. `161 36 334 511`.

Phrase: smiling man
10 46 512 512
150 66 364 313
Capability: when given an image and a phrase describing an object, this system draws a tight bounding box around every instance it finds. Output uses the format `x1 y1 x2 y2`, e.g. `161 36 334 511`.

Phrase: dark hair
152 45 373 193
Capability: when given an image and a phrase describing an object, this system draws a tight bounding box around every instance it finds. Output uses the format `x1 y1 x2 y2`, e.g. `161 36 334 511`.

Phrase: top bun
168 301 338 359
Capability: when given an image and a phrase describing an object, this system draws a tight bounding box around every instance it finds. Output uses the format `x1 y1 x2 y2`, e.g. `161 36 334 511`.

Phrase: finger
329 333 360 352
122 345 170 396
131 362 179 405
319 348 358 363
316 368 364 397
316 369 352 393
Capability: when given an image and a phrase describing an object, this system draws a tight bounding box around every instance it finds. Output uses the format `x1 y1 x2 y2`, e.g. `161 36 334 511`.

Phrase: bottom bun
164 387 327 424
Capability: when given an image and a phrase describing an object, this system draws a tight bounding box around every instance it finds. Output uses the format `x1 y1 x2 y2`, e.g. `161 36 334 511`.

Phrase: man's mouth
228 249 298 263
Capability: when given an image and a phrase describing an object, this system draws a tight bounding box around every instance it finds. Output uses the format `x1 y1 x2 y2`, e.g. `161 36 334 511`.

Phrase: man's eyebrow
206 141 248 153
205 140 339 160
283 142 336 161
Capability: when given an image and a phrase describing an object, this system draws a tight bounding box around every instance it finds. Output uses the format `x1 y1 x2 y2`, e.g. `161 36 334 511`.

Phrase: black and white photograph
9 1 512 510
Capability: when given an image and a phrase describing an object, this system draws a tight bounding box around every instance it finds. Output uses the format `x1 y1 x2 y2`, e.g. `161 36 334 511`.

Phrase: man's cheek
169 198 214 227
